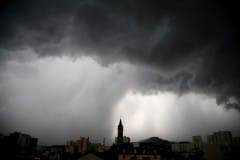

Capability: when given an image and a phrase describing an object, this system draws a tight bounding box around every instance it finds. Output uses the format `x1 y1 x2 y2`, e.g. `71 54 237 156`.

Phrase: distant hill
139 137 174 145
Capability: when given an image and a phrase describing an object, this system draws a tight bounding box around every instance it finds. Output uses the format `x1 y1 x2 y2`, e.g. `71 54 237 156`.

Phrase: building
112 120 174 160
123 136 131 143
8 132 38 153
203 131 238 160
78 137 89 154
192 136 203 149
115 119 131 145
116 119 124 145
232 137 240 145
65 137 89 154
207 131 232 145
65 141 75 153
49 145 65 160
171 142 193 153
203 144 233 160
207 135 216 144
115 141 174 160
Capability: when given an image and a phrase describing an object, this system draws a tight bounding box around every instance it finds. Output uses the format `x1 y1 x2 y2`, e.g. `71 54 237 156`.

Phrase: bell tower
116 119 123 145
118 119 123 137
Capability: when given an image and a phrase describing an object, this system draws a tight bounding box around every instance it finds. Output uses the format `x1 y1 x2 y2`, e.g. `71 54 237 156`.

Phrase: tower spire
117 118 123 145
119 118 122 126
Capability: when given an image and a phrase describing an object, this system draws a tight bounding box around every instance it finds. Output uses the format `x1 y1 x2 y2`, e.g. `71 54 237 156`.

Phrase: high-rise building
192 136 203 149
78 137 89 154
207 131 232 145
65 137 89 154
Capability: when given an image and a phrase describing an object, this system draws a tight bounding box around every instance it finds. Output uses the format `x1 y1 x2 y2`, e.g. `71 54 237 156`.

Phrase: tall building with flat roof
192 136 203 149
65 137 89 154
207 131 232 145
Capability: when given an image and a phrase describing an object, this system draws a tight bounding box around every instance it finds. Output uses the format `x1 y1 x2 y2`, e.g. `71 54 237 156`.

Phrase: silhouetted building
115 119 130 146
114 141 174 160
207 131 232 145
202 131 239 160
123 136 130 143
49 145 65 160
171 141 193 153
233 137 240 145
112 120 174 160
66 137 89 154
203 144 233 160
8 132 38 153
116 119 124 145
192 136 203 149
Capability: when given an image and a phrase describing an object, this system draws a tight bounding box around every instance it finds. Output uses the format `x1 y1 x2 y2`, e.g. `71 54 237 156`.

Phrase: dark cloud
0 0 240 142
0 0 239 109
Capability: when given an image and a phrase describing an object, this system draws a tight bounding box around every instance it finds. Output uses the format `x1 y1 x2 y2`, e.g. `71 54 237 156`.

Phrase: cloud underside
1 0 239 110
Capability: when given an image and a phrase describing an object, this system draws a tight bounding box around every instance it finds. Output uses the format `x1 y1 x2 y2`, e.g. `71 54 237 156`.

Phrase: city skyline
1 118 240 146
1 121 239 146
0 0 240 145
2 120 239 160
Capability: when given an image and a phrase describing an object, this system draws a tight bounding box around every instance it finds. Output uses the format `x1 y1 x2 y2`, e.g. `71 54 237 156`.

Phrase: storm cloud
0 0 239 144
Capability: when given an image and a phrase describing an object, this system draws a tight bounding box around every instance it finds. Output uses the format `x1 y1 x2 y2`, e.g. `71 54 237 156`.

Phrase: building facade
207 131 232 145
65 137 89 154
192 136 203 149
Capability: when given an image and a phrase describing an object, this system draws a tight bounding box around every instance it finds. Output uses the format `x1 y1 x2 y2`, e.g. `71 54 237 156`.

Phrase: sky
0 0 240 145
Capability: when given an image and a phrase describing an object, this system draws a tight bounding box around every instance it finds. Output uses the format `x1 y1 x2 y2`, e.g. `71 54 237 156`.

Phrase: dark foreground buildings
1 121 240 160
107 120 240 160
111 119 174 160
0 131 38 160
